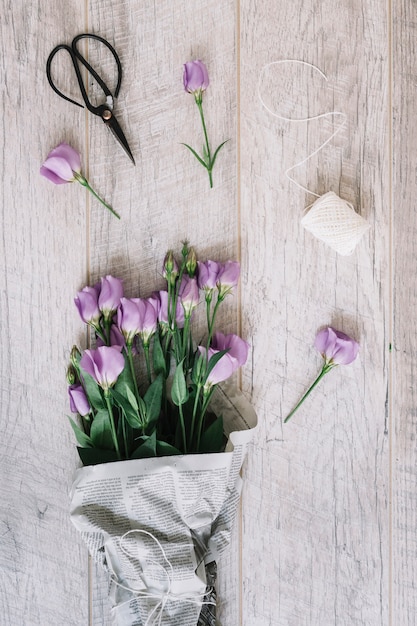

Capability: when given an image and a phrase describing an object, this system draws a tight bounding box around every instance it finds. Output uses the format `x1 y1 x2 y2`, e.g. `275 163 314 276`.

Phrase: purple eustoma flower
118 297 157 346
179 276 200 317
198 333 248 390
217 261 240 298
197 260 221 293
68 383 91 416
74 285 101 327
285 326 360 423
314 327 359 365
40 142 81 184
98 276 124 320
80 346 125 391
211 332 249 368
183 60 209 95
198 346 236 388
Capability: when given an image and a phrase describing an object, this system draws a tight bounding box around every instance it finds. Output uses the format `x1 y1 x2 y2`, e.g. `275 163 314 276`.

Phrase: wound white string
258 60 369 255
110 529 215 626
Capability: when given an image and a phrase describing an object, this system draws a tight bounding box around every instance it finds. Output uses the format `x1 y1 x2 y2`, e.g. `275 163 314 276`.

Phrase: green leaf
210 140 229 168
152 332 166 376
144 374 163 429
131 431 157 459
79 371 105 410
171 360 189 406
68 417 93 448
111 388 142 429
125 384 139 412
156 440 182 456
89 409 114 450
77 447 120 466
199 415 224 453
181 143 208 169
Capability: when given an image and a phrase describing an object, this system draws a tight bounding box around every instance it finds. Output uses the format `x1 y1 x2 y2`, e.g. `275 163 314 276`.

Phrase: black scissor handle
46 33 122 115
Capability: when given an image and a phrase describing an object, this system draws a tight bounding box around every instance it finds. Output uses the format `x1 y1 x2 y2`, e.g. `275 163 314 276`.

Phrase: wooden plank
239 0 390 623
392 1 417 623
0 3 90 624
86 1 238 623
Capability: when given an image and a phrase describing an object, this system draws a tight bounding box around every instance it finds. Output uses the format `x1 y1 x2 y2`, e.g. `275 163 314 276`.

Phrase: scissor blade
104 114 135 165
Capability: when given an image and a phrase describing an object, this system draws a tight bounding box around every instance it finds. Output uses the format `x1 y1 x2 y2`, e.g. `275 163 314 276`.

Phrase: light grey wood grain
86 1 238 624
0 2 90 624
239 0 390 624
392 1 417 623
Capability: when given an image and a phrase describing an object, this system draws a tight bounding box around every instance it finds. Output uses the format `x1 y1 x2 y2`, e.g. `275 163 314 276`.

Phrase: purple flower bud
131 297 158 345
183 60 209 95
211 332 249 368
197 260 221 292
74 285 101 326
98 276 123 319
217 261 240 298
314 327 359 366
179 275 200 316
68 383 91 416
40 142 82 184
80 346 125 390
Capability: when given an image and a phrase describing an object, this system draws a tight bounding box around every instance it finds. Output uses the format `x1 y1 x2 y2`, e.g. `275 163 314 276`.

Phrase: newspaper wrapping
70 382 257 625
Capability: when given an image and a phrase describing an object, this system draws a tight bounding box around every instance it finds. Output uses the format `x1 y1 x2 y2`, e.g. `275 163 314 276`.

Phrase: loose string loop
110 529 215 626
257 60 347 197
257 59 369 255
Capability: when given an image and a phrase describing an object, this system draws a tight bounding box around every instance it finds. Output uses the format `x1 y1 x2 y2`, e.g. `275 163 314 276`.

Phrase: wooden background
0 0 414 624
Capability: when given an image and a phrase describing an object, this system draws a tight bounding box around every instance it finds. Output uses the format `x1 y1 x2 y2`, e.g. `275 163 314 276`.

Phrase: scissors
46 33 135 165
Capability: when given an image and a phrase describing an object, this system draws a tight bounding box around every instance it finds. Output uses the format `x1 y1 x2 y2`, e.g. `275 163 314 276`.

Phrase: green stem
284 364 334 423
178 402 187 453
104 391 121 459
195 388 214 451
190 383 203 448
207 295 222 348
127 344 141 405
122 415 129 458
196 100 213 188
143 343 152 385
181 316 191 363
74 173 120 219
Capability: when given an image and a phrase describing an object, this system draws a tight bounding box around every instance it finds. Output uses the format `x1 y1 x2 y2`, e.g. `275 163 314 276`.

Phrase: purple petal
40 165 68 185
48 142 81 172
40 156 75 182
74 287 100 325
98 276 124 315
183 60 209 93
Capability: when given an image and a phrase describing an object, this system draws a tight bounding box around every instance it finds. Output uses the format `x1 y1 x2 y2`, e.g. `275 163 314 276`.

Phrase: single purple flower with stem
40 142 120 219
284 327 360 423
68 383 91 417
80 345 125 459
182 60 228 188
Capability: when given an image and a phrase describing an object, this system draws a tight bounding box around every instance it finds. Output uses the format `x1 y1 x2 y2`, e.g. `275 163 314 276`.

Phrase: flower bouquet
67 243 257 625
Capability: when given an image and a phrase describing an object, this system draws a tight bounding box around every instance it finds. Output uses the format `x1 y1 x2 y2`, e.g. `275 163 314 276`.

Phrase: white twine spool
258 60 369 256
301 192 370 256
